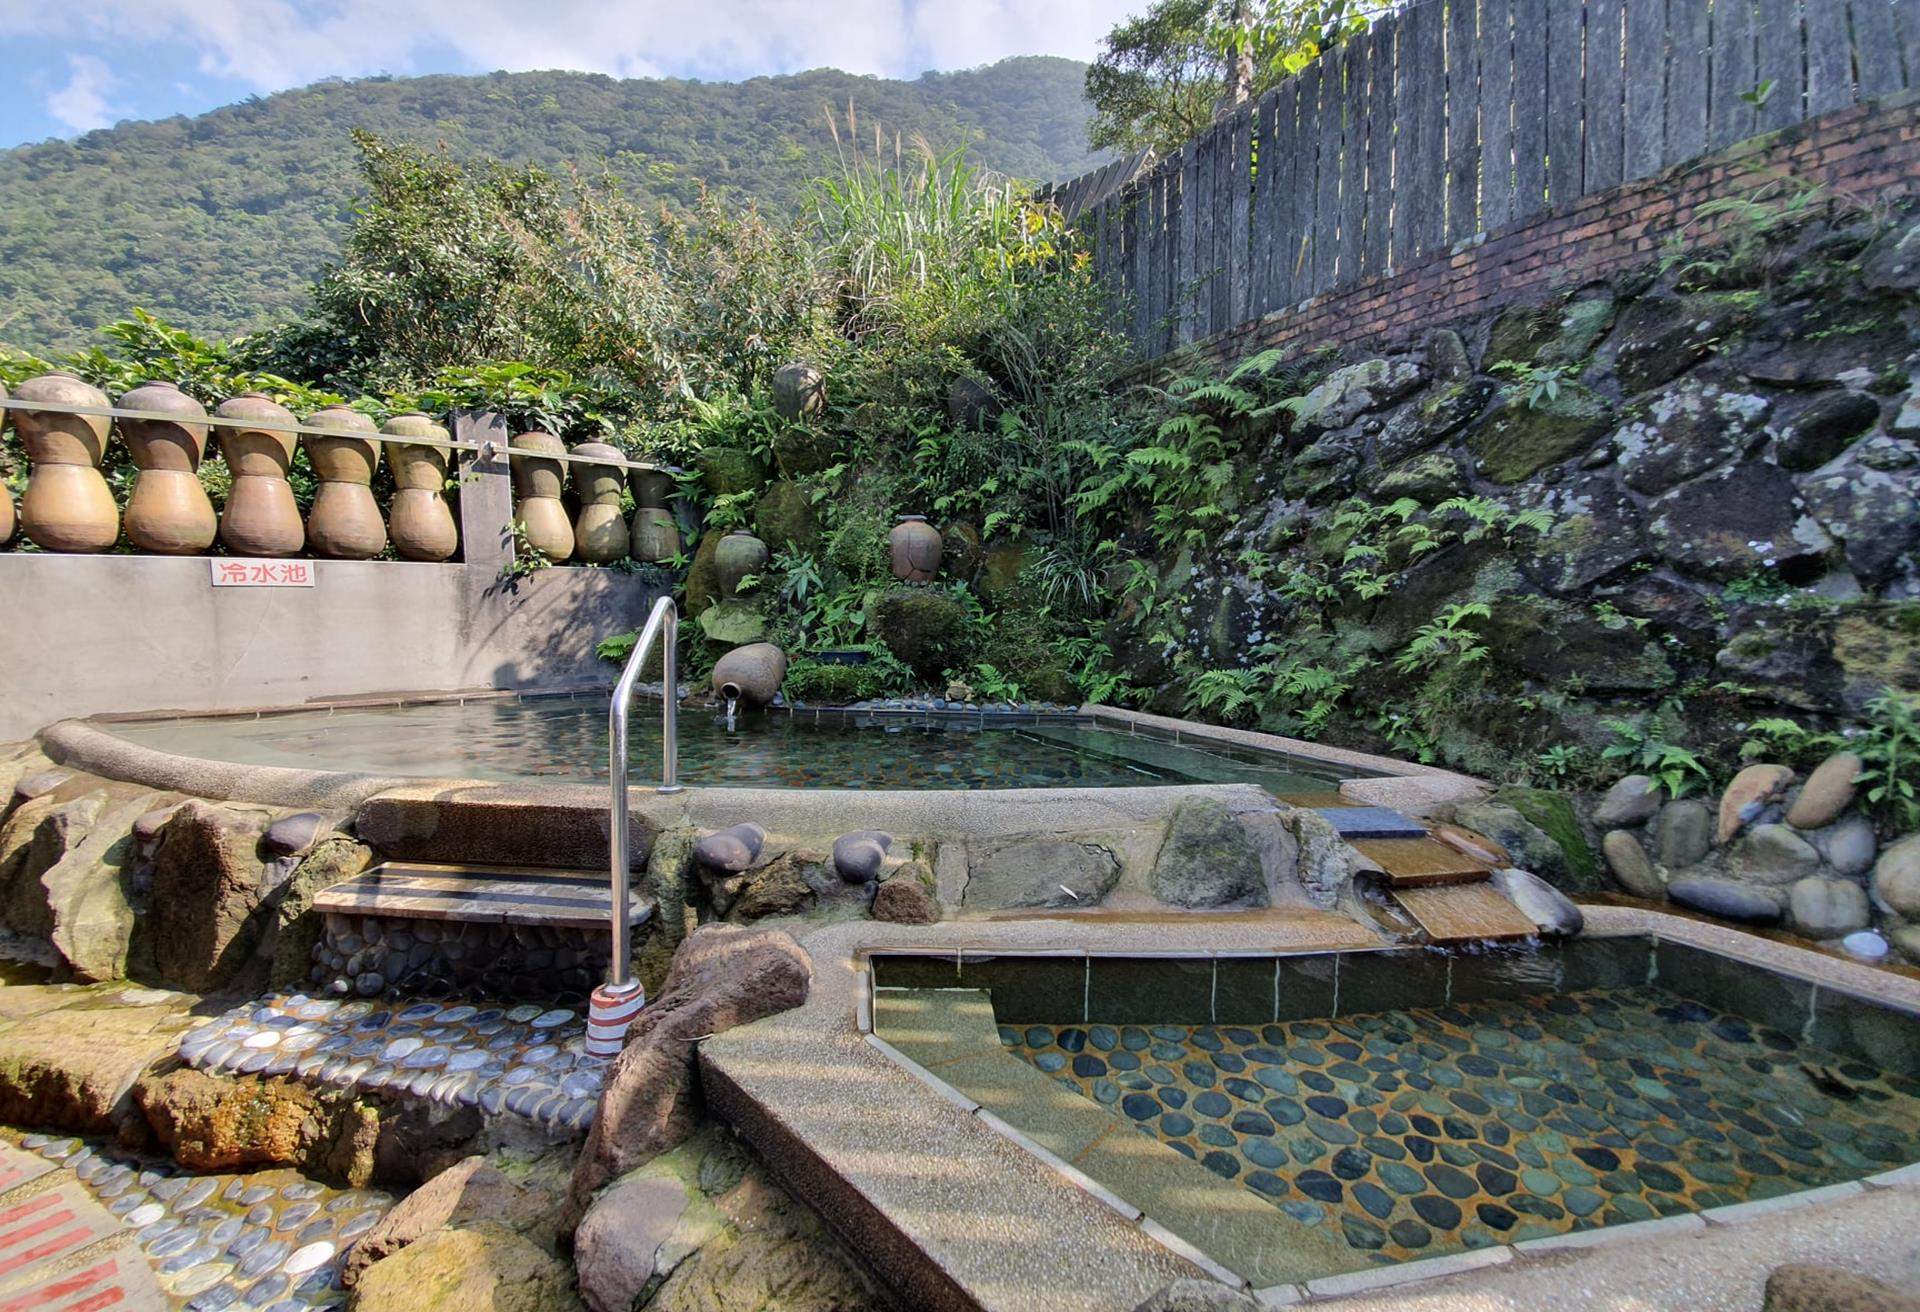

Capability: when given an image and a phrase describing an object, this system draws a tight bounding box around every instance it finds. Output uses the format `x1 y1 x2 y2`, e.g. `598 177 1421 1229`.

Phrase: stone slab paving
14 1134 392 1312
0 1140 162 1312
177 994 607 1134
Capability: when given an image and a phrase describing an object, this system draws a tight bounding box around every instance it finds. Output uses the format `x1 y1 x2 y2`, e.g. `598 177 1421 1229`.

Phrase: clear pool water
104 698 1361 792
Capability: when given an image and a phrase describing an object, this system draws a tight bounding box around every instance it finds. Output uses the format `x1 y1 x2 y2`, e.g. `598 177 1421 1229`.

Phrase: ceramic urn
510 431 574 561
304 406 387 560
16 372 118 552
569 442 629 563
383 412 459 562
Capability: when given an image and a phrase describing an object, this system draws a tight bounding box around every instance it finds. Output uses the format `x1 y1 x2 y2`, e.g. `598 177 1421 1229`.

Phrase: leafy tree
1085 0 1391 156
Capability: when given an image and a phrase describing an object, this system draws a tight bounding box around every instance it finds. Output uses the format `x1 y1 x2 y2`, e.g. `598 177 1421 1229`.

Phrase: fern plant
1394 603 1492 676
1854 691 1920 831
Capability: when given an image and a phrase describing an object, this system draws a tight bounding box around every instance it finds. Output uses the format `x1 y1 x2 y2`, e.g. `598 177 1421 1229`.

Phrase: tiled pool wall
868 936 1920 1084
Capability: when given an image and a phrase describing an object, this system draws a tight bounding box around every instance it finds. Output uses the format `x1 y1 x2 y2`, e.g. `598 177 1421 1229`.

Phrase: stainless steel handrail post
607 594 682 993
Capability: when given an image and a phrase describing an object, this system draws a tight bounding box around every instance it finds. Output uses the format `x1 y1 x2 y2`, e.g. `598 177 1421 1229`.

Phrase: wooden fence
1043 0 1920 359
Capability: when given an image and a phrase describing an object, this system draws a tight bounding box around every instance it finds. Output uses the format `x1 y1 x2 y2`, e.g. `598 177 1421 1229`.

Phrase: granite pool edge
698 908 1920 1312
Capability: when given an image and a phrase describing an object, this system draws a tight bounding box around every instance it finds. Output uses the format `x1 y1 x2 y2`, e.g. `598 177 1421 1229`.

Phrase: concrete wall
0 433 662 738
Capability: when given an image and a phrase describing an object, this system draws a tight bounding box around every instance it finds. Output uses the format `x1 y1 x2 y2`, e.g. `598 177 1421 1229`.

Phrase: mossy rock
869 588 967 679
1497 786 1601 888
979 543 1027 596
751 481 817 554
770 426 839 478
1372 453 1464 503
695 447 768 497
696 600 767 647
683 531 725 618
943 521 983 581
1485 294 1615 369
1467 386 1613 483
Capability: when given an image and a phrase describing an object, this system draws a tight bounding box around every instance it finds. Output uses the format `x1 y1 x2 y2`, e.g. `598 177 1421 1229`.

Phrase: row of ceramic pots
515 435 684 565
0 373 458 560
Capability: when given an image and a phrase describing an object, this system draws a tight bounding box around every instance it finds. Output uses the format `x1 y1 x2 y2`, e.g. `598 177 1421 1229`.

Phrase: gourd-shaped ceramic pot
214 391 303 557
889 514 943 582
711 642 788 708
510 432 573 561
569 442 629 563
304 406 387 560
713 528 768 598
628 465 681 564
117 381 214 555
772 362 826 421
383 412 459 562
0 382 15 547
17 372 117 553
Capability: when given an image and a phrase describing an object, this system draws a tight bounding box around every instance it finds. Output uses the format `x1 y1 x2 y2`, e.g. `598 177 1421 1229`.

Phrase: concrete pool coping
695 906 1920 1312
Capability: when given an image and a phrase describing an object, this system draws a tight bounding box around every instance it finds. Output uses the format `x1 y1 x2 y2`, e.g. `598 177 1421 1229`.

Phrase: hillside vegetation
0 57 1102 352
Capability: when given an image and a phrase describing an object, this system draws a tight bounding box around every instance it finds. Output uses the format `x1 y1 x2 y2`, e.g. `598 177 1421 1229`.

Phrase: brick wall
1167 91 1920 372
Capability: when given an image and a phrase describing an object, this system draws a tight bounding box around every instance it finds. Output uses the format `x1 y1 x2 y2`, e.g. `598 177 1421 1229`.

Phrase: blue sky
0 0 1135 149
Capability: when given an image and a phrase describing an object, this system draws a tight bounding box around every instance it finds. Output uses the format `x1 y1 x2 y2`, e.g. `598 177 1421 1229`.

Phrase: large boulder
868 587 967 679
1777 391 1882 471
1151 800 1266 909
0 988 198 1135
1763 1263 1920 1312
135 1068 380 1183
693 447 766 497
1518 472 1655 594
750 482 817 554
343 1155 547 1286
571 924 811 1206
0 789 101 938
351 1221 582 1312
1613 380 1769 496
1467 385 1614 483
1484 294 1615 369
1282 808 1356 910
871 866 939 924
41 787 167 980
1606 293 1748 394
137 799 278 992
575 1167 708 1312
1800 456 1920 586
1651 463 1831 582
268 836 372 988
962 837 1121 910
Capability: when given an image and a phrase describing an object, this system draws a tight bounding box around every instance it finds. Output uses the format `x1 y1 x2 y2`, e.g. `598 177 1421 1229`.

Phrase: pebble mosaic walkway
178 994 608 1134
11 1134 392 1312
1004 986 1920 1265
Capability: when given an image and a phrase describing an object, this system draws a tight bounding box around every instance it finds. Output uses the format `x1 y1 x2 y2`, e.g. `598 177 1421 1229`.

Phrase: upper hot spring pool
100 697 1371 792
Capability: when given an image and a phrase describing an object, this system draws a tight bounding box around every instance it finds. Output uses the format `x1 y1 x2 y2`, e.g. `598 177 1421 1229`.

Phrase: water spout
724 694 738 729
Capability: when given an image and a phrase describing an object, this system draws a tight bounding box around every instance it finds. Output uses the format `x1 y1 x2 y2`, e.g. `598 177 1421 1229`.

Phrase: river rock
1152 800 1267 909
1763 1262 1920 1312
1653 798 1713 869
1717 764 1796 844
963 837 1121 910
1787 877 1871 939
1602 830 1664 899
574 1168 697 1312
1842 930 1891 962
352 1221 582 1312
1737 824 1823 885
693 824 766 874
831 831 891 884
1785 752 1863 830
572 924 811 1207
871 867 938 925
1871 834 1920 918
1815 812 1878 878
1668 876 1783 924
344 1156 534 1287
1489 867 1583 938
1593 775 1661 828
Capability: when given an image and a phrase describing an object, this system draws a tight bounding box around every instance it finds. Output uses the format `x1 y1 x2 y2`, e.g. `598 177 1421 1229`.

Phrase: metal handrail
607 594 682 993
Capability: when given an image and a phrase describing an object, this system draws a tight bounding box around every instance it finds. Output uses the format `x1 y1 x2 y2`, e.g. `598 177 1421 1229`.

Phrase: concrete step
314 861 655 931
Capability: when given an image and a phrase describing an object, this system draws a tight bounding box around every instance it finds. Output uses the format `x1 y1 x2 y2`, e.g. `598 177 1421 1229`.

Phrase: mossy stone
695 447 768 497
1152 800 1267 908
696 600 767 646
1373 453 1464 503
1498 787 1601 888
1468 386 1613 483
869 587 968 679
751 481 816 554
770 427 838 478
683 531 725 618
943 521 983 581
979 543 1027 596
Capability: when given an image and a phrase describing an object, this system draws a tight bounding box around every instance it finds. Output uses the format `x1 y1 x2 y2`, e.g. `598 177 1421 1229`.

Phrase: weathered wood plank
1293 61 1325 294
1710 0 1759 150
1665 0 1712 163
1178 141 1202 345
1131 178 1152 353
1341 36 1370 279
1392 11 1421 261
1193 124 1216 336
1446 0 1482 239
1586 0 1626 191
1853 0 1906 97
1214 113 1237 330
1362 19 1397 275
1275 78 1306 306
1318 51 1347 294
1894 0 1920 87
1512 0 1550 217
1411 0 1448 254
1252 89 1279 314
1804 0 1857 113
1229 103 1253 324
1148 165 1169 355
1753 0 1806 130
1624 0 1669 177
1480 0 1516 229
1546 0 1585 205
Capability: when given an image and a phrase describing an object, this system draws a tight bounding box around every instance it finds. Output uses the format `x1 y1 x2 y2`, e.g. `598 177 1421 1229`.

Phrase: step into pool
870 936 1920 1287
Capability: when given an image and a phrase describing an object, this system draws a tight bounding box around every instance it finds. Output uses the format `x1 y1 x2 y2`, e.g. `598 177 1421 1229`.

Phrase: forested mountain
0 57 1102 352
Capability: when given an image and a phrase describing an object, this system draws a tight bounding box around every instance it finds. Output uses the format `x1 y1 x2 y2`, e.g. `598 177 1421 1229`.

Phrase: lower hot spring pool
870 936 1920 1288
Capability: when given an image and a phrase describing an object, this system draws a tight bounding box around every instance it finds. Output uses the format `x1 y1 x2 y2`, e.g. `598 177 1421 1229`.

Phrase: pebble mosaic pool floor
10 1133 392 1311
178 994 607 1134
1002 986 1920 1265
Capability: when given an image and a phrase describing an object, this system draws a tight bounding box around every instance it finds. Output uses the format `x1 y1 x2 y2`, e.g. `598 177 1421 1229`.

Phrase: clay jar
510 432 573 561
16 372 117 553
304 406 387 560
383 412 459 562
714 529 768 598
889 514 943 582
0 381 14 547
569 442 629 563
117 381 215 555
711 642 788 707
212 392 303 557
628 466 681 564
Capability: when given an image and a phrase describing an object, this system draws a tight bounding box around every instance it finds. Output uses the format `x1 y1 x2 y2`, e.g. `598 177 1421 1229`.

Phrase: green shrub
784 649 914 704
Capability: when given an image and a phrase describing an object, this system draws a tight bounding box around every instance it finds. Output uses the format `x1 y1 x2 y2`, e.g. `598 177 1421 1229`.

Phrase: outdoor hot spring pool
99 697 1370 792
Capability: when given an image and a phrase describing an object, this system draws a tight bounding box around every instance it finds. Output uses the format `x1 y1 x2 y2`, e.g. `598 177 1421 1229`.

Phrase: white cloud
0 0 1133 103
44 53 116 132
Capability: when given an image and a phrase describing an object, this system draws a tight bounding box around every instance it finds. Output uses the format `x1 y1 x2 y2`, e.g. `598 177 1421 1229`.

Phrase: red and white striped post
586 983 646 1059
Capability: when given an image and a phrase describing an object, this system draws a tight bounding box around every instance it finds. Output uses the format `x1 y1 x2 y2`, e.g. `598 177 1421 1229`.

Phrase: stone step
1391 883 1538 944
314 861 655 930
1312 805 1428 839
1350 837 1493 888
